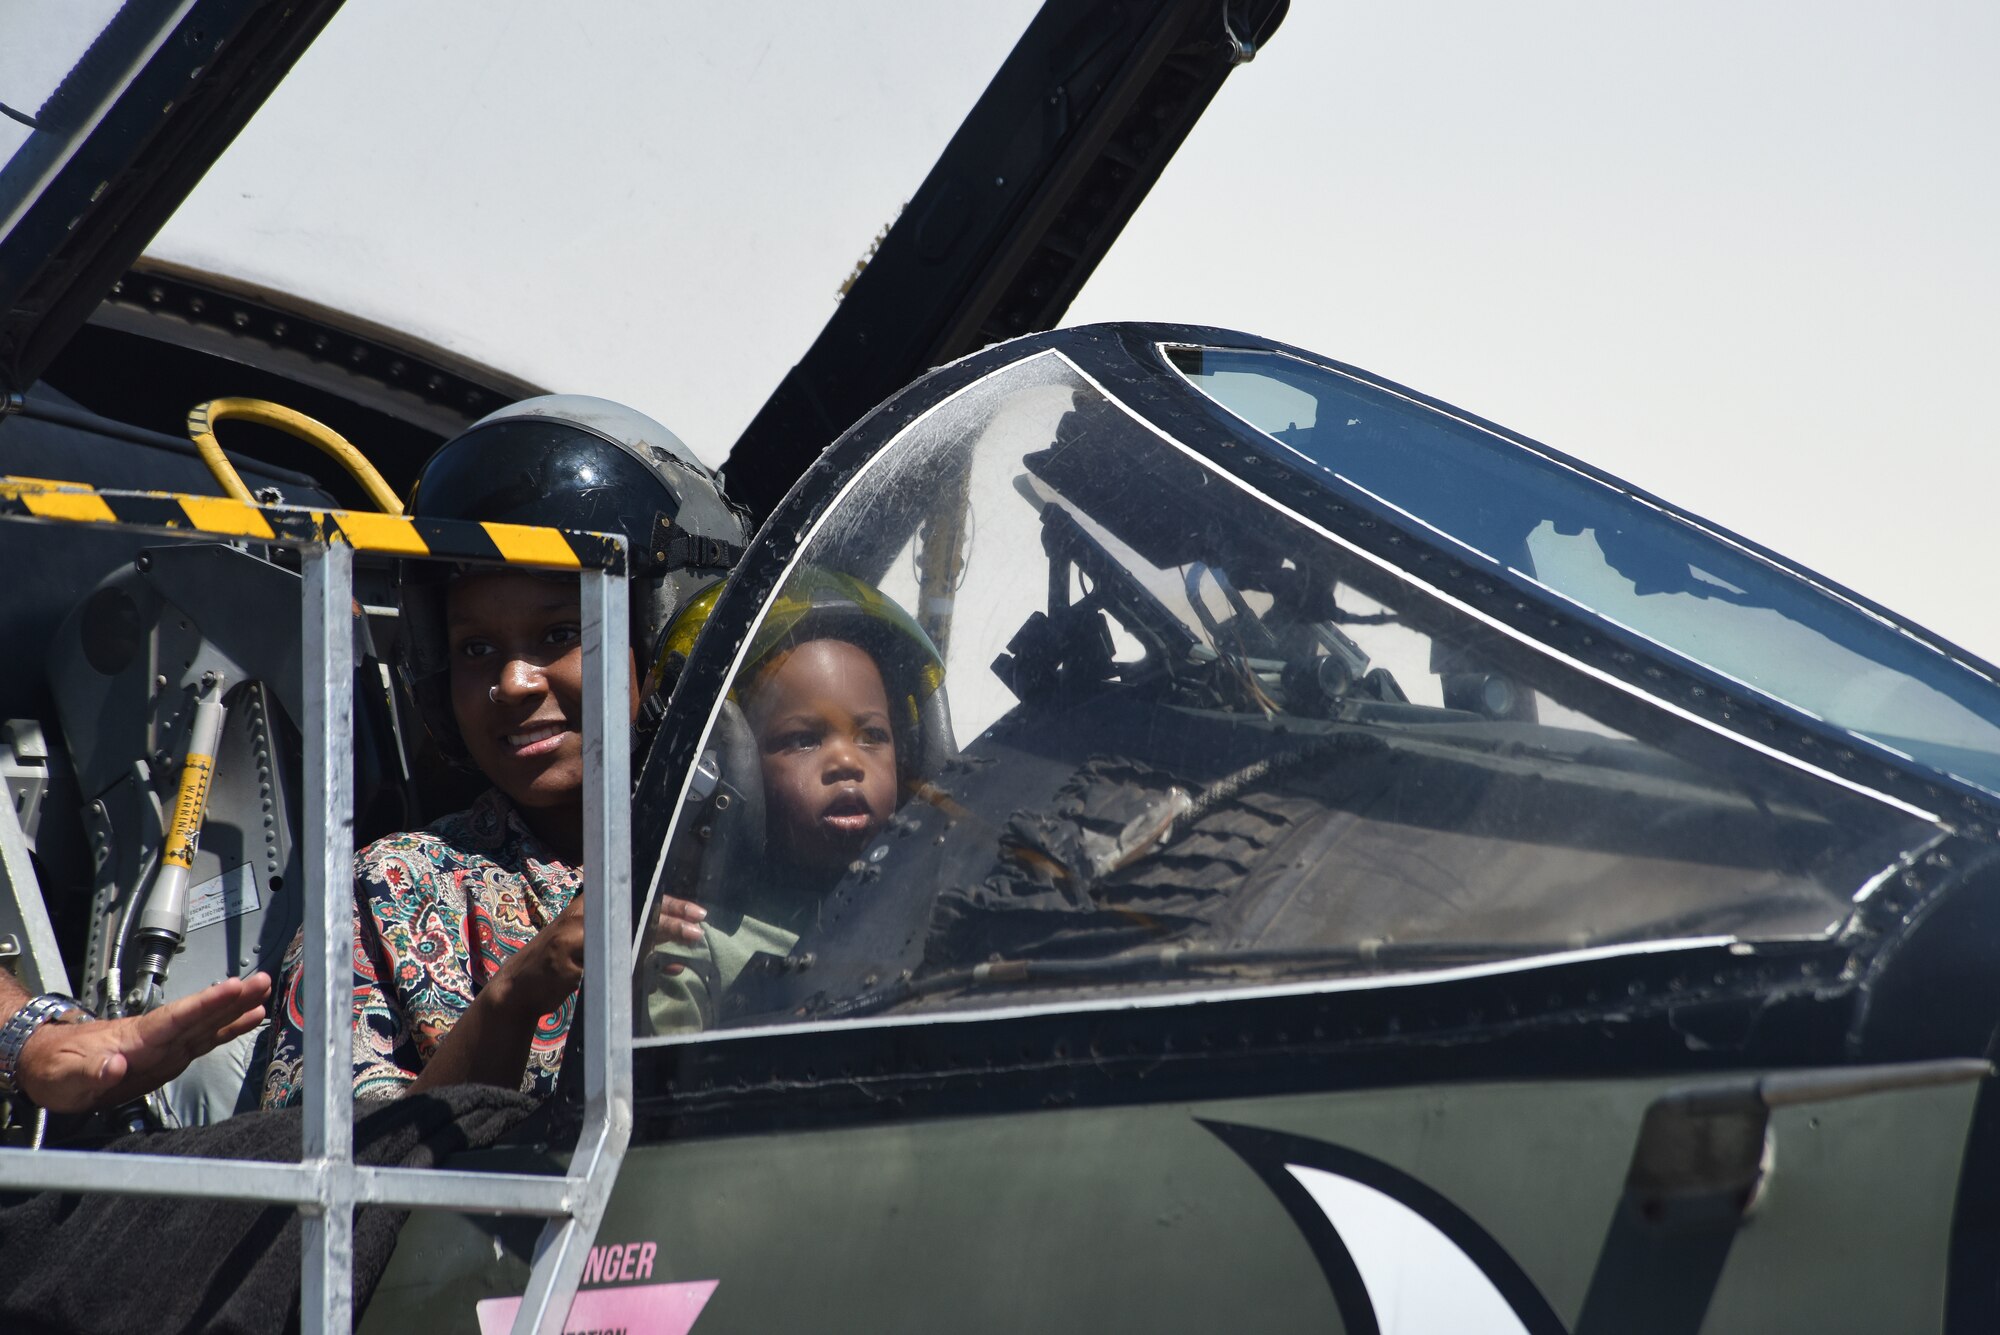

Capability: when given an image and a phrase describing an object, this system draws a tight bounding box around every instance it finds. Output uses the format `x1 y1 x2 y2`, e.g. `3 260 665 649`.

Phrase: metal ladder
0 487 635 1335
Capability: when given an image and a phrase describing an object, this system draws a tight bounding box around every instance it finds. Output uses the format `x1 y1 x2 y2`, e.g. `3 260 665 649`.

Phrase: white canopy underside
138 0 2000 661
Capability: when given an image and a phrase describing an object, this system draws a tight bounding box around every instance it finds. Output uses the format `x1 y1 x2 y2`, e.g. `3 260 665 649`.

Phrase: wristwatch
0 993 92 1100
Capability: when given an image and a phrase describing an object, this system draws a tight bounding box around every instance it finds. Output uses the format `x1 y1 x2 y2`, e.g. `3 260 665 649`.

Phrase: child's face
745 638 899 874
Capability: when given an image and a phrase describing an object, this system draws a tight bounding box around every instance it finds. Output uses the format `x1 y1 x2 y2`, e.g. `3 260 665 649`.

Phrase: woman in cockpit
261 396 747 1106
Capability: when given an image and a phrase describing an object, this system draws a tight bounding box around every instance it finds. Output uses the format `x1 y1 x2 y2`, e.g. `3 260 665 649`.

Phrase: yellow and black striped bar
0 476 625 573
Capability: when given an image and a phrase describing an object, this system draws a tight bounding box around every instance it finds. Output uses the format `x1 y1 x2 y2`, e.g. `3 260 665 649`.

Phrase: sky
147 1 2000 661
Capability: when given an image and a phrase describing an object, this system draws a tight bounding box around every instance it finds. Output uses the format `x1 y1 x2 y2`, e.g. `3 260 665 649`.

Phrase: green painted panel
361 1070 1980 1334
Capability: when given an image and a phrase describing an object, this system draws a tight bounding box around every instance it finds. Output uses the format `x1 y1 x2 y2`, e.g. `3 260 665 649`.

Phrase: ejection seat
46 540 412 1125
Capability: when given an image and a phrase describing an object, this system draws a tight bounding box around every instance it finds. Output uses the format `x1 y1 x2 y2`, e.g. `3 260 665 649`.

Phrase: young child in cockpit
641 572 940 1034
744 635 900 884
642 632 900 1034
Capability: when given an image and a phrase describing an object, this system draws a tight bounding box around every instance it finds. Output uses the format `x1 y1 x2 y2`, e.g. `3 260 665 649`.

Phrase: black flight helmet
402 394 751 760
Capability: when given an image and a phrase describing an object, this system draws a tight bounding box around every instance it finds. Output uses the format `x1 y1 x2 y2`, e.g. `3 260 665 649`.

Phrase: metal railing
0 486 634 1335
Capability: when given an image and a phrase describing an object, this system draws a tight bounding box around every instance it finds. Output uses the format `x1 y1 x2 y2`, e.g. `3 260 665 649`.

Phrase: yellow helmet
647 579 728 699
658 567 952 783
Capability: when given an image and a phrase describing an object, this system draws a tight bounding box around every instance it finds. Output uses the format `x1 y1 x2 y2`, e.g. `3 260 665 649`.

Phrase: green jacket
641 888 821 1035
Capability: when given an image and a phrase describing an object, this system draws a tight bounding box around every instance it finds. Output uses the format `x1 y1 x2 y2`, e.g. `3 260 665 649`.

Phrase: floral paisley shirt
260 789 581 1107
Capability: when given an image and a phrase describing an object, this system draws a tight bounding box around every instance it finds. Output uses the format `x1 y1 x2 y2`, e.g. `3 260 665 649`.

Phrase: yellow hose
187 397 403 513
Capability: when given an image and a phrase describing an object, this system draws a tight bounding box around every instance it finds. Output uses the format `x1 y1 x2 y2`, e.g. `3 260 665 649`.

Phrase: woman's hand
485 892 706 1017
408 892 709 1095
484 895 588 1024
407 897 588 1094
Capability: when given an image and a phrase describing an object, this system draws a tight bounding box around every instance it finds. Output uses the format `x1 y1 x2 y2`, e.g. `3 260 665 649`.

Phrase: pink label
475 1278 717 1335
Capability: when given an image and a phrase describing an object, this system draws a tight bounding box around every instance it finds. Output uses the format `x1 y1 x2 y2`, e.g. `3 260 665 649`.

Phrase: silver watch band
0 993 92 1100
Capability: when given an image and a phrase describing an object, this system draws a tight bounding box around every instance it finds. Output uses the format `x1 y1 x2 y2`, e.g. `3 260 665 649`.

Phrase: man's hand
15 972 271 1114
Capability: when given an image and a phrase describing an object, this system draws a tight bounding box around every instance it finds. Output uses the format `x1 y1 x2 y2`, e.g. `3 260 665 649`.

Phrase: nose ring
488 685 499 703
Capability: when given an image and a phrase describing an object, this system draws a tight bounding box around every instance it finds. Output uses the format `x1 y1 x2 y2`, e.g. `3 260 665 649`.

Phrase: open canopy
0 0 344 399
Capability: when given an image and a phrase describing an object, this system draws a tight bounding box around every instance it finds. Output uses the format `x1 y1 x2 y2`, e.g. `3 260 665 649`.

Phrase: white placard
185 863 261 933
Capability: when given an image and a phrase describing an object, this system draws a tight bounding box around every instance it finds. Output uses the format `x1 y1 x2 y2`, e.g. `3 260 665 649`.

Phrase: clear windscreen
1170 345 2000 798
637 351 1934 1038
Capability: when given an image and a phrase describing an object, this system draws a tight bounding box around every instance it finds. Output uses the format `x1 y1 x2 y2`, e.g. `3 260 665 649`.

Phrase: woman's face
447 571 639 815
745 638 899 874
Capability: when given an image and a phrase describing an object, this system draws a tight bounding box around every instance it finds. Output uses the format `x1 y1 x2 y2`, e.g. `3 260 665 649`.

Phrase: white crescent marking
1288 1164 1535 1335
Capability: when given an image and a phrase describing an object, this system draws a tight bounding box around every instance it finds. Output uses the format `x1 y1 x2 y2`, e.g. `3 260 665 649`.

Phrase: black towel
0 1084 541 1334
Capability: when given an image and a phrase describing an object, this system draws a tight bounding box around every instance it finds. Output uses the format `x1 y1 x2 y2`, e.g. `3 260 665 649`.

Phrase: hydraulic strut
129 672 227 1012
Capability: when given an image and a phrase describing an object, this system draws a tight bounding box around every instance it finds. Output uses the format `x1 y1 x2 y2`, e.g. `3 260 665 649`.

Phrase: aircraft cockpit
634 325 1999 1040
9 3 2000 1326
